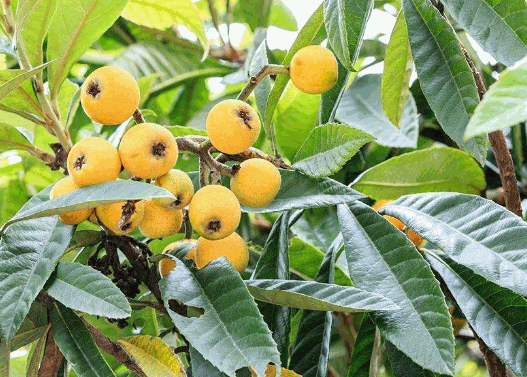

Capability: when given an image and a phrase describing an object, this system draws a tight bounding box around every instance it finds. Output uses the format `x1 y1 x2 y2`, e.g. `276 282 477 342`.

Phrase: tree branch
236 64 290 102
216 147 291 169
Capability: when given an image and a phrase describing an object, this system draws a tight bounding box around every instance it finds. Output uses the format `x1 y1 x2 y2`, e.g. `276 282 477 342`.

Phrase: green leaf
160 257 280 377
0 340 8 377
242 169 364 213
346 314 377 377
10 325 48 352
190 345 229 377
269 0 297 31
382 193 527 298
118 335 186 377
16 0 58 67
288 237 351 286
122 0 208 55
58 79 80 129
0 187 74 342
65 230 102 253
0 180 174 233
166 125 208 138
274 83 320 160
293 123 374 178
403 0 488 164
265 4 324 133
47 0 129 99
440 0 527 66
336 74 418 148
381 11 412 127
0 70 43 116
0 62 53 102
251 212 291 366
319 47 348 124
385 341 440 377
232 0 272 31
323 0 373 71
425 251 527 377
246 279 398 312
289 237 338 377
337 202 454 375
45 262 131 318
51 301 116 377
464 56 527 139
0 123 35 153
352 147 486 200
26 324 50 377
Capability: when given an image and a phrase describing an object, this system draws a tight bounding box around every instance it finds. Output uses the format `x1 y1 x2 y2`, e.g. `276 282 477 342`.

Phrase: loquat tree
0 0 526 377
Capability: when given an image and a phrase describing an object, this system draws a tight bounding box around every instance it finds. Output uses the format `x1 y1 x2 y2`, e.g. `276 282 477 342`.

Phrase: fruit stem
133 108 146 124
176 137 236 178
236 64 290 102
216 147 292 169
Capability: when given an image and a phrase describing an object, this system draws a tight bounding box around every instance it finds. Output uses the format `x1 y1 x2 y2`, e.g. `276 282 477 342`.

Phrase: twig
0 0 13 34
207 0 226 46
133 109 146 124
176 137 236 177
82 319 147 377
199 158 210 187
236 64 290 102
216 147 292 169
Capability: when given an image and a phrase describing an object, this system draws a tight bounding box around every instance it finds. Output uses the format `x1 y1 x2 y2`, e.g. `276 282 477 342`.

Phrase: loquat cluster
51 45 337 274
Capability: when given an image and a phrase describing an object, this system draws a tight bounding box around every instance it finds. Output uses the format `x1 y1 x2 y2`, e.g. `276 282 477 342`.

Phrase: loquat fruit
163 239 196 261
230 159 281 208
154 169 194 209
289 45 338 94
96 200 144 235
138 200 183 239
158 257 177 278
373 200 424 247
67 137 121 187
81 66 140 125
205 99 261 154
119 123 178 179
50 176 93 225
194 232 248 272
188 184 241 240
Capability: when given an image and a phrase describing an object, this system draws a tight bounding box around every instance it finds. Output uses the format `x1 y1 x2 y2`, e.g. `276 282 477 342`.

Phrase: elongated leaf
265 4 324 132
47 0 129 99
0 340 8 377
160 257 280 377
382 11 412 127
242 169 364 213
336 74 419 148
346 314 376 377
293 124 374 178
0 62 53 102
289 238 338 377
323 0 373 71
425 251 527 377
0 123 35 153
337 202 454 375
118 335 186 377
352 147 486 200
403 0 488 164
385 341 439 377
269 0 298 31
10 325 48 352
0 187 74 342
1 180 173 233
65 230 102 253
16 0 58 67
319 47 348 124
440 0 527 67
190 345 228 377
465 56 527 139
246 279 398 312
26 324 50 377
0 70 43 115
251 213 291 366
45 262 131 319
51 302 116 377
288 237 351 286
382 193 527 298
122 0 208 55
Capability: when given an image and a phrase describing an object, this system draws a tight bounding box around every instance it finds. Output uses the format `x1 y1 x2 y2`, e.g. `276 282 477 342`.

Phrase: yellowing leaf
252 365 302 377
122 0 208 55
118 335 186 377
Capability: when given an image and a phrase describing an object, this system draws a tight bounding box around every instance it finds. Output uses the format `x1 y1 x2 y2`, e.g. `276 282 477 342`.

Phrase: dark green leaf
337 202 454 375
160 257 280 377
385 341 440 377
425 251 527 377
51 302 116 377
319 47 348 124
382 193 527 298
352 147 486 200
243 169 364 213
251 212 290 366
440 0 527 66
346 314 376 377
293 124 374 178
403 0 488 164
190 345 228 377
323 0 373 71
65 230 102 253
336 74 419 148
1 180 173 233
45 262 131 318
0 187 74 342
381 11 413 127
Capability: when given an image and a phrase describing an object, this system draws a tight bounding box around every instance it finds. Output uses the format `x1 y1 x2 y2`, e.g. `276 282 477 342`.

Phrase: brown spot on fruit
86 79 101 98
73 155 87 171
151 142 166 157
238 108 252 129
207 219 222 233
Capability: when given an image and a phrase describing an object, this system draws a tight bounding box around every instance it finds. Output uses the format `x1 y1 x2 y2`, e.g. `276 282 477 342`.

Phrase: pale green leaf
0 70 43 116
0 62 52 103
352 147 486 200
0 123 34 153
